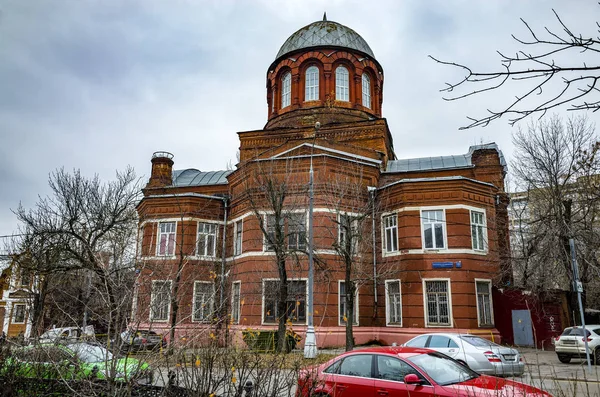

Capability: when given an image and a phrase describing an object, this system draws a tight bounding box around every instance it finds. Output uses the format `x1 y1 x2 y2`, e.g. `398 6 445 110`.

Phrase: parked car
38 326 95 343
296 347 549 397
120 330 166 352
8 342 153 384
403 333 524 377
554 325 600 364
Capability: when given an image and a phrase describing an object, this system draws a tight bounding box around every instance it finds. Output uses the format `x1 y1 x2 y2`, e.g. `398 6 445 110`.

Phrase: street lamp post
304 122 320 359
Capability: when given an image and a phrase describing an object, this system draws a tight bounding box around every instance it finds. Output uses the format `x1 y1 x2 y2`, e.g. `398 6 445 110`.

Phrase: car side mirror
404 374 423 385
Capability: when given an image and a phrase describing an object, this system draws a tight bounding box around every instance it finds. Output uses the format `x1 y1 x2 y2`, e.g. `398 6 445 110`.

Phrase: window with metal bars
383 215 398 253
150 281 171 321
425 280 450 326
192 282 214 323
386 280 402 325
476 281 493 326
305 66 319 101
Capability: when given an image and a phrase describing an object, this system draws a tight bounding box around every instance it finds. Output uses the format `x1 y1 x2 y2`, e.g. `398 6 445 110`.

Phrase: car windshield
67 344 113 363
459 335 500 348
408 353 478 386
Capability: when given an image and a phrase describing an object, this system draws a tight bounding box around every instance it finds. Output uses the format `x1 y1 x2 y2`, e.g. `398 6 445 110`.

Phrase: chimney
147 151 174 188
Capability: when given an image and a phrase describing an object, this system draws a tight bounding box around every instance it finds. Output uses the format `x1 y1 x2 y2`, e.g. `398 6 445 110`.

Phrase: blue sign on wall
432 262 453 269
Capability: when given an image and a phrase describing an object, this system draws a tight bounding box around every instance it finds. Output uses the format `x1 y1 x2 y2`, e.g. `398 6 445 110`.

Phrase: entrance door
512 309 534 346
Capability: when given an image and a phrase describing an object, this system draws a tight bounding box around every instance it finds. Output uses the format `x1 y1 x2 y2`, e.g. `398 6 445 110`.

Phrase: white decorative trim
270 143 381 165
422 278 453 328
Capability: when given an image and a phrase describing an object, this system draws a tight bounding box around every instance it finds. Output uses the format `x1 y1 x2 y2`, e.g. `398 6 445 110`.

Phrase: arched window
362 73 371 109
305 66 319 101
281 72 291 108
335 66 349 101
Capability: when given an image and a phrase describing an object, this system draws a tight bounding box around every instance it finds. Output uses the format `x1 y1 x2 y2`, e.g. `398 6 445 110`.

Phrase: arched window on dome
281 72 291 108
305 66 319 101
335 66 349 101
362 73 371 109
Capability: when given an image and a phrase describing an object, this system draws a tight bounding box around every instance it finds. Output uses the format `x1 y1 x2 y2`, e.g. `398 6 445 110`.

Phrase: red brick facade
133 19 510 347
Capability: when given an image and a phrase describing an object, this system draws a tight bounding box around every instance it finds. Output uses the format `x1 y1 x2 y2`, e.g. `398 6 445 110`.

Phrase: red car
297 346 551 397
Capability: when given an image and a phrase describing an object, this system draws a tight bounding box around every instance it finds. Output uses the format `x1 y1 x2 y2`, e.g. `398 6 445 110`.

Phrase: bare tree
510 115 600 316
431 7 600 129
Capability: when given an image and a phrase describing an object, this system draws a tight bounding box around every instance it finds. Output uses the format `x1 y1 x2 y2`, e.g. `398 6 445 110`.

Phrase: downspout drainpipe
368 187 377 307
220 197 229 313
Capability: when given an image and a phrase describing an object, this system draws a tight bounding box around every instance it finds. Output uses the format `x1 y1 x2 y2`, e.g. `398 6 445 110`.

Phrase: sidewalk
518 347 600 382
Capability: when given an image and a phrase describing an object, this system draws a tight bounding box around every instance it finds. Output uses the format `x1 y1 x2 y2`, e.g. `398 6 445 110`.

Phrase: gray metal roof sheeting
276 20 375 60
386 143 507 173
172 169 231 187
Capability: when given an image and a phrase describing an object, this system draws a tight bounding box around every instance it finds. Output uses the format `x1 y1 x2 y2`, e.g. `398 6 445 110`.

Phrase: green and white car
8 342 153 384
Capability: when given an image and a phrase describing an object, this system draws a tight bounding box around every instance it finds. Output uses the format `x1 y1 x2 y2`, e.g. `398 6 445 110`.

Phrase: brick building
133 17 510 347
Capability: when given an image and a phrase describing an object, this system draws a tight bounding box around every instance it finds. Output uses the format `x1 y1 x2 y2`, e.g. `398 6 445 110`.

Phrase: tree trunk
276 255 288 353
345 271 354 351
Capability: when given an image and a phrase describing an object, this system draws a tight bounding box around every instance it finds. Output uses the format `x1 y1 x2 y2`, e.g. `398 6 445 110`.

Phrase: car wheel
594 348 600 365
557 354 571 363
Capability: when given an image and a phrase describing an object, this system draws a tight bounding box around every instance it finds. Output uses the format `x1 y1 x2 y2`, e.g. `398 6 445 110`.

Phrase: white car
403 333 525 377
554 325 600 364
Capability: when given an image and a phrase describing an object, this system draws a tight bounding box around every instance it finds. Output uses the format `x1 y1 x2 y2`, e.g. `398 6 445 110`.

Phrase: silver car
403 333 525 377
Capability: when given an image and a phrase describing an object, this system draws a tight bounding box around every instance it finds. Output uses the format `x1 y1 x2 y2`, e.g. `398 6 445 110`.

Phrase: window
281 72 291 108
362 73 371 108
385 280 402 326
197 222 217 257
424 280 451 326
422 210 445 249
376 356 420 381
12 304 26 323
335 66 349 101
338 214 358 254
405 335 429 348
157 222 176 256
234 220 243 256
231 281 241 324
263 279 306 323
193 281 214 323
383 214 398 253
429 335 458 348
339 281 358 325
305 66 319 101
150 280 171 321
339 355 372 378
287 213 306 250
18 267 32 287
471 211 486 251
476 280 493 326
265 213 306 251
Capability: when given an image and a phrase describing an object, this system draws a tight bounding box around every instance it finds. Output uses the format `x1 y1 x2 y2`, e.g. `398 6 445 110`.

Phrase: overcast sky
1 0 598 241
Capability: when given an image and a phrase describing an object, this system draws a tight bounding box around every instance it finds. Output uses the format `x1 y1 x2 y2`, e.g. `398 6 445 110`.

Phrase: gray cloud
1 0 599 240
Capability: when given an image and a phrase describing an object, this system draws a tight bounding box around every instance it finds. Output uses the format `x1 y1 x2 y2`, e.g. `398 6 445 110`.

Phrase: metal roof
171 169 231 187
385 143 507 173
276 19 375 60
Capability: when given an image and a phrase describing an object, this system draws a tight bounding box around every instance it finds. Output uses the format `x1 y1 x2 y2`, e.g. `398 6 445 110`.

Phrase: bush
242 329 301 352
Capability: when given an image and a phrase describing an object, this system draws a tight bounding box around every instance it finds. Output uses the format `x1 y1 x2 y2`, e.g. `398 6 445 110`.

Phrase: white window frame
470 210 487 251
287 213 307 250
156 221 177 256
338 213 359 255
475 278 494 327
385 279 402 327
234 220 243 256
362 73 371 108
335 66 349 101
281 72 291 108
305 66 319 101
422 278 453 328
261 278 308 325
150 280 172 322
421 209 447 250
192 281 215 323
382 214 398 253
263 212 307 251
231 281 241 325
12 304 26 324
197 222 218 258
338 280 359 326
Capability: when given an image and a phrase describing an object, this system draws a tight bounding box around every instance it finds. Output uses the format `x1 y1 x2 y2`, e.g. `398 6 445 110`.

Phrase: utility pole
304 122 319 359
570 238 592 372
